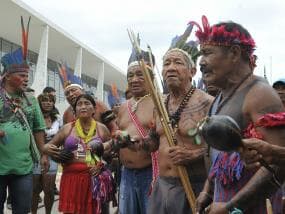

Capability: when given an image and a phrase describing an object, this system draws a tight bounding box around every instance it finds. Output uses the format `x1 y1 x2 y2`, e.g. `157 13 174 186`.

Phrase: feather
57 63 68 87
57 62 82 88
25 17 31 60
169 24 193 50
20 16 31 61
21 16 25 59
1 48 23 70
108 84 121 108
128 33 141 65
201 15 211 35
111 84 119 99
188 15 211 43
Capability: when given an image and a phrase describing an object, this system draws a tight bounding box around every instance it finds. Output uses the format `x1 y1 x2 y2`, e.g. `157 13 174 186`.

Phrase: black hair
72 93 96 112
37 93 58 122
43 86 56 93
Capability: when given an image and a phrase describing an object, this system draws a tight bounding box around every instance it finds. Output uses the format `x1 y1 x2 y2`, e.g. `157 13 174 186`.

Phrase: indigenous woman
44 94 115 214
32 93 61 214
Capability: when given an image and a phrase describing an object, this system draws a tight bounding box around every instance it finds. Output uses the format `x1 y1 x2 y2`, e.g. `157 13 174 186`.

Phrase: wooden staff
127 29 196 212
266 199 273 214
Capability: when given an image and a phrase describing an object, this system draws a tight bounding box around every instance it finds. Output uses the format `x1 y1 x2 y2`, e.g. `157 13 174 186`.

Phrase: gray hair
163 48 195 69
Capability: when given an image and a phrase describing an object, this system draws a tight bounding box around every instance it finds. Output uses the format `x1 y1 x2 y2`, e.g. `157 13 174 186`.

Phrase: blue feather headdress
1 16 31 76
127 33 155 68
107 84 123 108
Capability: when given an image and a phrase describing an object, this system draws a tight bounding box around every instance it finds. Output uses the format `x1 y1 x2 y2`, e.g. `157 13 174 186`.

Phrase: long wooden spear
127 29 196 212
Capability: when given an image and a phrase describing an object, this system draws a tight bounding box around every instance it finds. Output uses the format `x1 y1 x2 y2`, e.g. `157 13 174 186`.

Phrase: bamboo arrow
127 29 196 212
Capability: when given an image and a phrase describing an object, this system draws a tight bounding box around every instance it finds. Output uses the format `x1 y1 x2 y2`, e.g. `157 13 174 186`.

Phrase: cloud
23 0 285 82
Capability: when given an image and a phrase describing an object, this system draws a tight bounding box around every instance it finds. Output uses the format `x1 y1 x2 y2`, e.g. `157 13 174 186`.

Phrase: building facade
0 0 127 113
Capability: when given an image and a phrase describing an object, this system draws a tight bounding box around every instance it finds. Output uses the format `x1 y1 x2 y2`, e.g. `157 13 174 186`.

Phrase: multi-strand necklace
131 94 150 112
165 86 196 132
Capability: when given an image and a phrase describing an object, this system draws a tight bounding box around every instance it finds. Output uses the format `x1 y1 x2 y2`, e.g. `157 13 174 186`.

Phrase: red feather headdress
189 15 255 48
189 15 256 68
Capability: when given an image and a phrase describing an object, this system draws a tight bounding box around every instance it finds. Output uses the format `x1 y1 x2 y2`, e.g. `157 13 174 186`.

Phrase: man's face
127 65 147 97
274 84 285 106
162 51 192 90
6 72 29 92
64 86 83 105
200 45 232 88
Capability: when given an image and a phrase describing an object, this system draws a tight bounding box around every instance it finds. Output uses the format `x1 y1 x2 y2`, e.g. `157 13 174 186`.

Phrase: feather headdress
107 84 123 108
57 62 82 90
1 16 31 75
128 33 155 68
189 15 255 49
165 24 199 65
189 15 256 68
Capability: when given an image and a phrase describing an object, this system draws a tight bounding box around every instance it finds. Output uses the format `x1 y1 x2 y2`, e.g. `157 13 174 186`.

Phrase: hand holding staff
127 29 196 212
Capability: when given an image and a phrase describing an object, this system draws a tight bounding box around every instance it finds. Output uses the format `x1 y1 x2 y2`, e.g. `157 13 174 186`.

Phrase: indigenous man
59 66 117 135
191 16 285 213
0 17 48 214
147 25 213 214
115 49 157 214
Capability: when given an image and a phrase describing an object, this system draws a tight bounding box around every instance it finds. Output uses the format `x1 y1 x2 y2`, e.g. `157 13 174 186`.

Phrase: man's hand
195 191 213 213
168 146 206 165
241 138 274 168
40 154 49 174
207 202 228 214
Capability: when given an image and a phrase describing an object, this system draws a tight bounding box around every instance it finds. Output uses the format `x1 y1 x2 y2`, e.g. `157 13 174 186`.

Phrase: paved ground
3 173 118 213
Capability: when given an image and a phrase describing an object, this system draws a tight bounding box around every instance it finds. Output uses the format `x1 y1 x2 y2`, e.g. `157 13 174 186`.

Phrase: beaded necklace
75 119 97 165
165 86 196 132
131 94 150 112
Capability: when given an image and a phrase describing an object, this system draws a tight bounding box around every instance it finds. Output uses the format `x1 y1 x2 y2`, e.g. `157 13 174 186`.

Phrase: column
74 47 82 77
95 62 105 101
31 25 49 96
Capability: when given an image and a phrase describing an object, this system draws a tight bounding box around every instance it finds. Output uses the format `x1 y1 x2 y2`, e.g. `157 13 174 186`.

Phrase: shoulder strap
127 100 147 138
17 108 41 163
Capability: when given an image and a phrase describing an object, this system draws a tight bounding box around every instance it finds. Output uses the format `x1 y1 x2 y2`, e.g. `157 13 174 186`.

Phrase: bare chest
118 100 155 136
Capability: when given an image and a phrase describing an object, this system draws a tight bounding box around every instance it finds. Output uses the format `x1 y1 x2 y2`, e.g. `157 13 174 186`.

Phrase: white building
0 0 127 113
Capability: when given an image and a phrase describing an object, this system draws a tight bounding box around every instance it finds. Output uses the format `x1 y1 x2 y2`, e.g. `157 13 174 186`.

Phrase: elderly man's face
64 86 83 105
127 65 147 97
6 72 29 92
274 84 285 106
199 45 232 88
162 50 193 90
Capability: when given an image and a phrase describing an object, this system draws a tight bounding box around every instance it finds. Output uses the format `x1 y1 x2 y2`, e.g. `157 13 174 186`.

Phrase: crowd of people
0 15 285 214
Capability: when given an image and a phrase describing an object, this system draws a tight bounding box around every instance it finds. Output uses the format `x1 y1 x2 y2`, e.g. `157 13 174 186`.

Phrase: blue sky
22 0 285 84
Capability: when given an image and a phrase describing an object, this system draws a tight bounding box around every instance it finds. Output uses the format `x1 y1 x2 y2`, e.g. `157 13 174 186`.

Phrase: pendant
131 102 138 112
